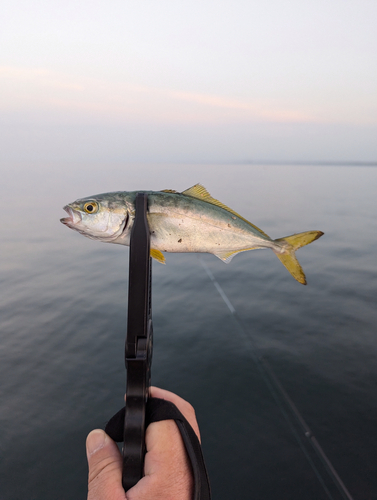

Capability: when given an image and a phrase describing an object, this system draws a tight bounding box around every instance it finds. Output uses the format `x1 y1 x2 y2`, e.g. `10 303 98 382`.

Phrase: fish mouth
60 205 82 227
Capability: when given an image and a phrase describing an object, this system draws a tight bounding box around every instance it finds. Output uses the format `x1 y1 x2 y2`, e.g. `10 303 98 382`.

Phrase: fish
60 183 323 285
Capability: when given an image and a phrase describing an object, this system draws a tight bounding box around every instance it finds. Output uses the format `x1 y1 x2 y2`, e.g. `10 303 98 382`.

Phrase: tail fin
274 231 324 285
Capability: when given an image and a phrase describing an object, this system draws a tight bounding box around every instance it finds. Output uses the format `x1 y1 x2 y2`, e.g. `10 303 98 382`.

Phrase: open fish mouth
60 205 82 227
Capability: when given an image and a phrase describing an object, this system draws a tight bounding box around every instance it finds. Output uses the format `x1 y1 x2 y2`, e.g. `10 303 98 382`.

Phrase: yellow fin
275 231 324 250
214 246 260 264
182 184 270 239
150 248 166 264
275 252 307 285
274 230 324 285
161 189 178 193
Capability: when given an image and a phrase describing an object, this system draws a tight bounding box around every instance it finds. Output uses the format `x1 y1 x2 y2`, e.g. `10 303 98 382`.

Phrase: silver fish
61 184 323 284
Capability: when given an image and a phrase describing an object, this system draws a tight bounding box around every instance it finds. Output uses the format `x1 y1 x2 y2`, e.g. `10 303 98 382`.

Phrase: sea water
0 163 376 499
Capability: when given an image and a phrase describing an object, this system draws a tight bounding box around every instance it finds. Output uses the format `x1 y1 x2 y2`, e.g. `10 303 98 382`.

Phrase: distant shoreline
228 160 377 167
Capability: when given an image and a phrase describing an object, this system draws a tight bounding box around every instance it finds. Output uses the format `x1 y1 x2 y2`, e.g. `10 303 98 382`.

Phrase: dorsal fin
181 184 270 238
161 189 178 193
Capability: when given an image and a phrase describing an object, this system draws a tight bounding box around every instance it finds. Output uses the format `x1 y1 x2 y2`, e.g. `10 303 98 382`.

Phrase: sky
1 0 377 163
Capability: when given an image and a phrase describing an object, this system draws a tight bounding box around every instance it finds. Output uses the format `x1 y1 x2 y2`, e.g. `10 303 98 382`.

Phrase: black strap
106 397 211 500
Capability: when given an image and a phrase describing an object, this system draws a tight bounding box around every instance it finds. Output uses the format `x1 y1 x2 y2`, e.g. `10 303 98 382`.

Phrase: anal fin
214 247 260 264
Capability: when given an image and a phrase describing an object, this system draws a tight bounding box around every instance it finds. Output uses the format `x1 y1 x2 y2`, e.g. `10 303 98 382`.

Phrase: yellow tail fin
274 231 324 285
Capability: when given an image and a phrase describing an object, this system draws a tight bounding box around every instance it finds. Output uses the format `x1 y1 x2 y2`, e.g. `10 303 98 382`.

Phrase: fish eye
83 201 99 214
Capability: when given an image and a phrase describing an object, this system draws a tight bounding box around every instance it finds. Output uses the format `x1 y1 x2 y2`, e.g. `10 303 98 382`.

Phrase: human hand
86 386 200 500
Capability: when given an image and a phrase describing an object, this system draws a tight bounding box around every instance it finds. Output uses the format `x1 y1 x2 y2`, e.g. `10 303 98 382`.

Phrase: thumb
86 429 126 500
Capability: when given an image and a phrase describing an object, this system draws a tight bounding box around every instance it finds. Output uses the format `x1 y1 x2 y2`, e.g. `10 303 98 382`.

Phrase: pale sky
1 0 376 163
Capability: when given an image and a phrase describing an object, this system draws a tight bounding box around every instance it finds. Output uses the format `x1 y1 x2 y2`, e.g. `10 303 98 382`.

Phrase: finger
86 429 126 500
127 420 193 500
122 388 199 500
149 386 201 441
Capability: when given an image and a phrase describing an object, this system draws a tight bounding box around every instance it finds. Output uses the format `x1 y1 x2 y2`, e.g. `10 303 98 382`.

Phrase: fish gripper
122 192 153 491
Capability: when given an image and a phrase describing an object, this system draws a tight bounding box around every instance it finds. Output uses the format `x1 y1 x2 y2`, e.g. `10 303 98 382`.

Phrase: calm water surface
1 163 376 499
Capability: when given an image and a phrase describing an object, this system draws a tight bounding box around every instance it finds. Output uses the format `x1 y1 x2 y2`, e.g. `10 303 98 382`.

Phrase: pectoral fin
150 248 166 264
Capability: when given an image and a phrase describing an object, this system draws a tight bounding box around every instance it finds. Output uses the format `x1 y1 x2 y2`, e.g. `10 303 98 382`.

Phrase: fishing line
199 257 354 500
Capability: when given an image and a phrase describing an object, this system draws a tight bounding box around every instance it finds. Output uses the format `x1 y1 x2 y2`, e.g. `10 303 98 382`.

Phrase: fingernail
86 429 107 458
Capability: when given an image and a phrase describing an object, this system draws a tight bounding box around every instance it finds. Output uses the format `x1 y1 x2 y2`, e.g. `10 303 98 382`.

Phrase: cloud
0 66 85 92
0 66 316 124
2 65 376 130
171 90 313 122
